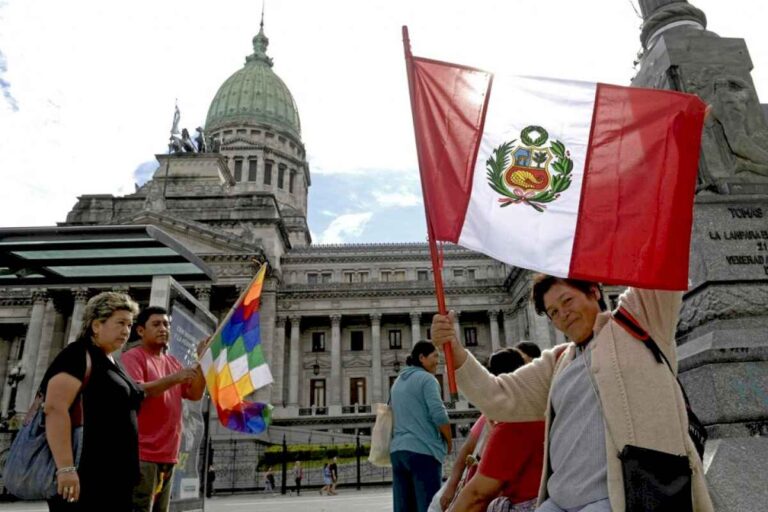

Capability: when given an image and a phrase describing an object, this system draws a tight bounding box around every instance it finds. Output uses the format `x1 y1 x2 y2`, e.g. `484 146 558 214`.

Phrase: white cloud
318 212 373 244
0 0 766 231
372 189 422 208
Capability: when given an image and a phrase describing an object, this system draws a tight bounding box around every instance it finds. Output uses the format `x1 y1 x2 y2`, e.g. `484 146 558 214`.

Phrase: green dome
205 26 301 140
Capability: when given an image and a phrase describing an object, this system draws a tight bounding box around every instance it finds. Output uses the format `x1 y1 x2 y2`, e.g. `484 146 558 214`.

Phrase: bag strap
69 350 92 426
612 307 696 412
29 347 93 427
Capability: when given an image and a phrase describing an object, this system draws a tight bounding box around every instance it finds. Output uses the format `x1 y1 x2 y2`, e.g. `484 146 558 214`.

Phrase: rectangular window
236 129 247 135
233 159 243 182
278 164 286 189
307 272 318 284
350 331 364 351
464 327 478 347
381 270 391 282
310 379 326 407
394 270 406 281
453 269 464 279
350 378 367 405
289 170 296 193
264 161 273 185
248 158 258 181
343 271 354 283
359 271 368 283
388 329 402 349
321 272 332 284
467 269 476 280
312 332 326 352
417 270 429 281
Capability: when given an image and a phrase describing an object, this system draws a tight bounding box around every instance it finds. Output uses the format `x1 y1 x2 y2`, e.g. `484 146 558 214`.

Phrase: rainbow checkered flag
200 263 273 433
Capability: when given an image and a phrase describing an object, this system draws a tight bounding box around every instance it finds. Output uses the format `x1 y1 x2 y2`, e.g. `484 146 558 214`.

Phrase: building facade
0 22 560 441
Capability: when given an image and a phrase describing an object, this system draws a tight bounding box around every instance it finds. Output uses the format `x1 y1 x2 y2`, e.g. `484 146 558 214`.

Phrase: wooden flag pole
402 26 459 401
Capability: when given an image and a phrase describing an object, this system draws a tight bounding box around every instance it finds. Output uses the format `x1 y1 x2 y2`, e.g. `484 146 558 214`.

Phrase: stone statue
170 105 181 136
683 67 768 182
710 77 768 176
168 135 184 154
195 127 207 153
181 128 197 153
207 136 221 153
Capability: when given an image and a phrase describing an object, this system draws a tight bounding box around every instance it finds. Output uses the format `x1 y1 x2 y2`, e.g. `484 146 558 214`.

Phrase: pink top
122 347 188 463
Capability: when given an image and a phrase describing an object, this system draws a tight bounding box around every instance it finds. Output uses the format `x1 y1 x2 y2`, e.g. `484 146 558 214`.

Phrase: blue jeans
535 498 612 512
391 450 442 512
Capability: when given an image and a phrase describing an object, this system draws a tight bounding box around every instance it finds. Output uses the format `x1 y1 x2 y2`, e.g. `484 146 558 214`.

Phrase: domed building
205 21 311 248
0 19 548 493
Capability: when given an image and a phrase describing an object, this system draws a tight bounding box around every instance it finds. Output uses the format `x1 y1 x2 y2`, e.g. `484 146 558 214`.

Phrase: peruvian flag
407 56 707 290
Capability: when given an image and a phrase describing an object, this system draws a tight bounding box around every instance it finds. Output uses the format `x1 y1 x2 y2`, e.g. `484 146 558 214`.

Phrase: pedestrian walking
292 461 303 496
390 340 451 512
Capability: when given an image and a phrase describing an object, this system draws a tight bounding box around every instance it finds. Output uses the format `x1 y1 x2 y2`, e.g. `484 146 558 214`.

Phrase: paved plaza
0 487 394 512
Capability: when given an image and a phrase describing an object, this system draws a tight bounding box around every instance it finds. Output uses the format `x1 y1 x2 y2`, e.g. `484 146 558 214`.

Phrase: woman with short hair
431 275 714 512
42 292 144 511
390 340 451 512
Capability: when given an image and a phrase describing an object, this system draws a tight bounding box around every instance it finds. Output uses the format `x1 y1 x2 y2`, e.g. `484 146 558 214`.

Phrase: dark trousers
294 478 302 495
391 450 442 512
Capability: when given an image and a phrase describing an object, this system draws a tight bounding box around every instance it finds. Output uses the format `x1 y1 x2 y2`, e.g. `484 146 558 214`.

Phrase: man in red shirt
123 306 206 512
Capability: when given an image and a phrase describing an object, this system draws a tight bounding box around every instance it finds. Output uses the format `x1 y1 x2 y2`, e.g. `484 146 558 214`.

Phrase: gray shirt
547 348 609 509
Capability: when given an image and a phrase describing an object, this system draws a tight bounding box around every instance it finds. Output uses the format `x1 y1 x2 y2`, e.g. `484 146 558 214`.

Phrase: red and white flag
408 57 706 290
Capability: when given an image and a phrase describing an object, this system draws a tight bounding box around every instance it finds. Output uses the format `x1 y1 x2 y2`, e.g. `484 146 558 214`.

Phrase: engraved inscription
703 206 768 276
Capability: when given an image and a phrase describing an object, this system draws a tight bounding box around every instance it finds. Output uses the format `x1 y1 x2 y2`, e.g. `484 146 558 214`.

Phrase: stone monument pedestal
677 193 768 511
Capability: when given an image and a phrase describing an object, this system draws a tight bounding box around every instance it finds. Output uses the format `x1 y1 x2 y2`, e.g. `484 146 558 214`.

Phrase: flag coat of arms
408 58 707 290
200 263 273 433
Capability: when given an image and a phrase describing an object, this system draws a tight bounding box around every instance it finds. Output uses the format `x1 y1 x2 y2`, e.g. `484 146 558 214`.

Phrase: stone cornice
0 290 33 307
283 243 494 263
220 140 307 169
116 210 262 253
278 279 508 300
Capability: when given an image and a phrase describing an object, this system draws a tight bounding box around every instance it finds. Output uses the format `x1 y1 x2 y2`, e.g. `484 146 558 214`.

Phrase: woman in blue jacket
390 340 452 512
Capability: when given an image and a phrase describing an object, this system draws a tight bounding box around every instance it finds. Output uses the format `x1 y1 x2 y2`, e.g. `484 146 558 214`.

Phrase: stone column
272 316 286 405
502 309 515 347
452 311 462 344
194 285 212 311
370 313 382 403
488 310 501 352
32 297 57 395
16 290 48 412
410 312 421 343
288 315 301 406
330 314 342 405
67 288 89 344
527 303 552 347
0 336 11 415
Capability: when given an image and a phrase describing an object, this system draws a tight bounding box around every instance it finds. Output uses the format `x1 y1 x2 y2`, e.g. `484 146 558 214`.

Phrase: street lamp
393 353 401 373
5 361 26 422
312 355 320 376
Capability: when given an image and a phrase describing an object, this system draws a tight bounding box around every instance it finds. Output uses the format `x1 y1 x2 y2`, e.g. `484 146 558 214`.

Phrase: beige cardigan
455 288 713 512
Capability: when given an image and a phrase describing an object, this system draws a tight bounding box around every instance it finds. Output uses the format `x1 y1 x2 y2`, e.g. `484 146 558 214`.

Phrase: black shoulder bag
611 307 706 512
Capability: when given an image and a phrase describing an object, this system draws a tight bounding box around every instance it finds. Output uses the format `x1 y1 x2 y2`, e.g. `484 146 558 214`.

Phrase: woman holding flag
431 275 714 512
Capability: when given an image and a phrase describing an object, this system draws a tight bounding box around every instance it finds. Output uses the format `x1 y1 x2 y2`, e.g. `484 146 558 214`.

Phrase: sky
1 0 766 244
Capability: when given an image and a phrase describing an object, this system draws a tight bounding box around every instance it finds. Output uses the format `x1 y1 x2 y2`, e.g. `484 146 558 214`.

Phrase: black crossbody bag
611 307 707 512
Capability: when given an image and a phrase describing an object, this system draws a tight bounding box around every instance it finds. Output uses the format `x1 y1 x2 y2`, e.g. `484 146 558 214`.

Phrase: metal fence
210 426 471 494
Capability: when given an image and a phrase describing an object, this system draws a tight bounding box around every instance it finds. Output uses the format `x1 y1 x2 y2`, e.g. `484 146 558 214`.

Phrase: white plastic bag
368 402 393 467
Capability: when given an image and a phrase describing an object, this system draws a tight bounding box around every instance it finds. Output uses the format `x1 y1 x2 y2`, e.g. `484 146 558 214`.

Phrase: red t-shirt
122 346 188 463
477 421 545 504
